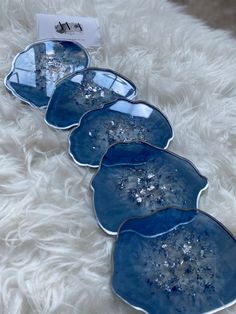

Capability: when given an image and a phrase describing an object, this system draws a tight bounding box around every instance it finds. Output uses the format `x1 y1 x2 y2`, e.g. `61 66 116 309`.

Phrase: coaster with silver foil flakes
5 39 236 314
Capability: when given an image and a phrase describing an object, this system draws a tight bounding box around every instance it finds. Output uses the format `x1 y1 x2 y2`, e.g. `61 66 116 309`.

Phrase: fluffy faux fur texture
0 0 236 313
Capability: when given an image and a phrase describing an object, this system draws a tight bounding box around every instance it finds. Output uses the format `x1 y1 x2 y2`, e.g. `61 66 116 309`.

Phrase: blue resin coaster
112 208 236 314
45 68 137 129
69 99 173 167
91 142 208 235
5 40 89 108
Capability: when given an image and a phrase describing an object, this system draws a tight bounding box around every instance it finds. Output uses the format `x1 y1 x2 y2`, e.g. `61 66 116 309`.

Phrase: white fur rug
0 0 236 313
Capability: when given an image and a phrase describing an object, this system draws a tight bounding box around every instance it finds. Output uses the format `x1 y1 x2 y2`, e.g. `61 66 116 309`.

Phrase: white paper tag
36 14 101 49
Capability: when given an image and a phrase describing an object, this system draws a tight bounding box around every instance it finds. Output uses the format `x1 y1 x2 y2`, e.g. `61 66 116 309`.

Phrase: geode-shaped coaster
69 99 173 167
45 68 137 129
112 208 236 314
91 142 208 234
5 40 89 108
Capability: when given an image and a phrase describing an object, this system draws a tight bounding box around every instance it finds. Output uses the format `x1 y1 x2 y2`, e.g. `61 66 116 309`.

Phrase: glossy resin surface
5 40 89 108
69 99 173 167
45 68 137 129
91 142 208 234
112 208 236 314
